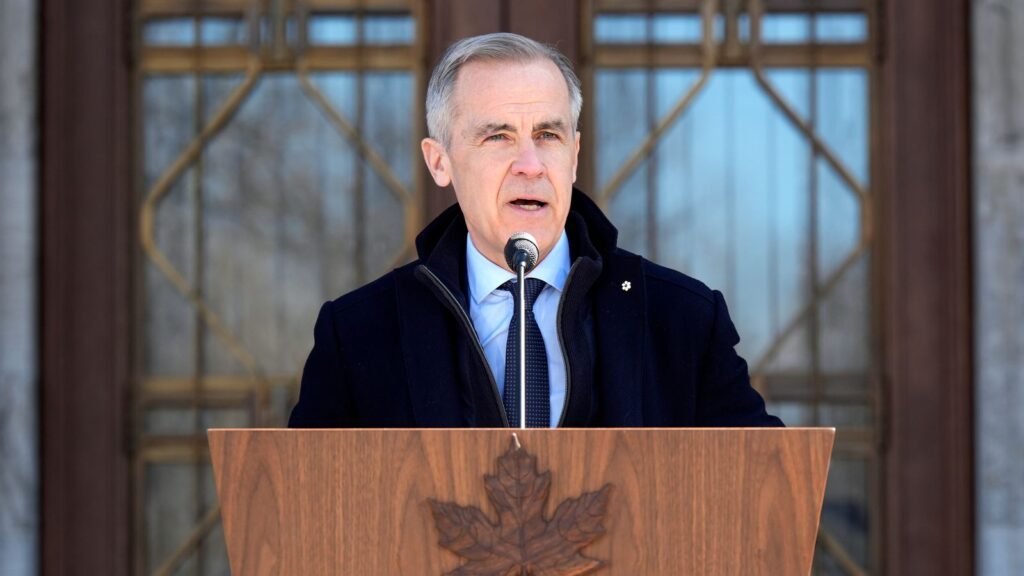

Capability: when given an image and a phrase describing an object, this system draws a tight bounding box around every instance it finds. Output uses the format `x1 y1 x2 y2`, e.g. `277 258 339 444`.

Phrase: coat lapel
398 208 507 428
591 252 646 426
394 274 470 427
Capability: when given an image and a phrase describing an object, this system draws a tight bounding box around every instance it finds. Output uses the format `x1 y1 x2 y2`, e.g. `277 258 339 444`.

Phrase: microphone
504 232 539 274
503 232 539 430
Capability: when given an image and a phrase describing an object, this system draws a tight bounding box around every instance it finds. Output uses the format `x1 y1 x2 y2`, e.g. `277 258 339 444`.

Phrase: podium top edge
207 427 836 433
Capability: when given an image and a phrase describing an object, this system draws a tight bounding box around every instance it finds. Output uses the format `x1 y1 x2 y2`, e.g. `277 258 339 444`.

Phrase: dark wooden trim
880 0 974 574
507 0 580 63
40 0 133 574
423 0 502 220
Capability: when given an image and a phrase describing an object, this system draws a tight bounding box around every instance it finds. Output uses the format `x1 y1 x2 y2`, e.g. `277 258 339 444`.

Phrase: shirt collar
466 231 571 305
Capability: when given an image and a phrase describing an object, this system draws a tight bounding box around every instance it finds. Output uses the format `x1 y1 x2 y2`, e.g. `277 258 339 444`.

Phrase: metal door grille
584 1 880 574
134 1 424 573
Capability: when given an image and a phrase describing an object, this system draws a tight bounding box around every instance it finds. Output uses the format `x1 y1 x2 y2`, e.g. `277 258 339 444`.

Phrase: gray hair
425 32 583 146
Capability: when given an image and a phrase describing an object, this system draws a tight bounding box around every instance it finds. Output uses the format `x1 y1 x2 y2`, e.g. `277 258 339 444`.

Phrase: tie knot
500 277 546 308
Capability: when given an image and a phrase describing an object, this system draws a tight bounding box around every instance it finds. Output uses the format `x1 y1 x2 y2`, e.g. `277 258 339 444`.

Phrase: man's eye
485 134 508 142
537 131 560 141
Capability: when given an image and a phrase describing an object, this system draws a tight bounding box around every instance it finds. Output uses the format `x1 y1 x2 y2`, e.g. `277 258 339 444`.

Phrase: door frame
40 1 973 574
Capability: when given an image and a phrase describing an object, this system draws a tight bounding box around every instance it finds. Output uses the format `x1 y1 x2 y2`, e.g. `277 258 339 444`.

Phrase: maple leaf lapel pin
428 438 614 576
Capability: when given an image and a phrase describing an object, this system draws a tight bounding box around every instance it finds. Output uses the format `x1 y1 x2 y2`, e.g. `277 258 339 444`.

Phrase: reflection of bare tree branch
196 76 410 271
144 73 416 375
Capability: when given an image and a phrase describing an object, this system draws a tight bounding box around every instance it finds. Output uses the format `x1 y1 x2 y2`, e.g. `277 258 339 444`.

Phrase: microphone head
504 232 540 273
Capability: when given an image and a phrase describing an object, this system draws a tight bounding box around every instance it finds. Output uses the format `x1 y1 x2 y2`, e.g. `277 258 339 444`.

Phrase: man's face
421 59 580 270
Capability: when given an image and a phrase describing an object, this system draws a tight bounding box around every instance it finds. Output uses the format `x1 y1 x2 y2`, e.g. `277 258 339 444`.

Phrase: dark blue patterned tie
500 278 549 428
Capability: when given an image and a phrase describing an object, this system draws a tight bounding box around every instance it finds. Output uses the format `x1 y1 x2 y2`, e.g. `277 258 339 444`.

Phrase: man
289 33 782 428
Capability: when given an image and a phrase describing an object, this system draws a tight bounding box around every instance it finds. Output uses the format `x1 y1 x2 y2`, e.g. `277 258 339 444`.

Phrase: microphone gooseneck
503 232 540 430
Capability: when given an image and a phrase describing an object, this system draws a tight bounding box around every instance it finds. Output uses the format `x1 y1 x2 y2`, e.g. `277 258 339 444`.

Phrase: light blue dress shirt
466 231 570 428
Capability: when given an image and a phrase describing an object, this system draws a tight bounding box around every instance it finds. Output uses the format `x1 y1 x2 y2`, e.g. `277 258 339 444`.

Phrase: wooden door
40 1 972 574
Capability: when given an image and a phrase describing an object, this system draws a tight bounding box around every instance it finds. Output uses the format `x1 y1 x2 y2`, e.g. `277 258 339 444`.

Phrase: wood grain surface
209 428 833 575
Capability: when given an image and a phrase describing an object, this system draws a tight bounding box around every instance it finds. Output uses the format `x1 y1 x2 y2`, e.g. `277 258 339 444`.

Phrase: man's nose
510 140 545 178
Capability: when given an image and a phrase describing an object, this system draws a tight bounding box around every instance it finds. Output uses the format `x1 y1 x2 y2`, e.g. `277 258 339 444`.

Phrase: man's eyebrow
534 119 569 133
470 119 571 139
471 122 516 139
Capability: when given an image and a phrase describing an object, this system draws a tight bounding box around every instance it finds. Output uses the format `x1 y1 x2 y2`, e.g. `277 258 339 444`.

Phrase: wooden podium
209 428 833 575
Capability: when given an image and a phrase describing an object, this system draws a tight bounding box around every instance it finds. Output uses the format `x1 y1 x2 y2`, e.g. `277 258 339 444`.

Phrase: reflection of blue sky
595 14 725 43
201 18 247 45
142 17 246 45
816 14 868 42
142 14 415 46
594 12 867 44
143 18 195 45
308 16 358 44
595 55 867 363
308 15 415 45
752 13 867 43
759 14 811 42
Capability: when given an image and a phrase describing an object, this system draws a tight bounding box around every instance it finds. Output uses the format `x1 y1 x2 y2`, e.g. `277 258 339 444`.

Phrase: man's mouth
509 199 548 211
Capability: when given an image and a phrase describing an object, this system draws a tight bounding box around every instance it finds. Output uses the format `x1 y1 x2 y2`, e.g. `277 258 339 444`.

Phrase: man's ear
421 138 452 187
571 130 581 183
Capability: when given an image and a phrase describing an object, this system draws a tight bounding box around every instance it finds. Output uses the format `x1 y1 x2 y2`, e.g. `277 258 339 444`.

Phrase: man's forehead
455 59 568 100
457 57 561 82
451 59 572 130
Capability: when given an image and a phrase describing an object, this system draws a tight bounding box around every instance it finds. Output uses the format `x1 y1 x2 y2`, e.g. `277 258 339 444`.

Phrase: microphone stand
505 232 538 430
516 260 527 430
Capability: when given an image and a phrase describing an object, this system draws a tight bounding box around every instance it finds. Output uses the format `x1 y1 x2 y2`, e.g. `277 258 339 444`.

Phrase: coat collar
403 188 645 427
416 202 472 311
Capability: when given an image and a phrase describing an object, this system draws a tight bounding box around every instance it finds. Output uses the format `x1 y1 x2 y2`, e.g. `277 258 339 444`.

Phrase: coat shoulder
325 261 420 318
611 248 717 313
643 259 714 302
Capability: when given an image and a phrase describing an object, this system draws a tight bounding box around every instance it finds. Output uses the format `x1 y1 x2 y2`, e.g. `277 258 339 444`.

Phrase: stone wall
973 1 1024 575
0 0 38 574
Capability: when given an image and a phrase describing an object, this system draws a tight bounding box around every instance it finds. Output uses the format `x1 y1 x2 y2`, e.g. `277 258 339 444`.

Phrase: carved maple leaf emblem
428 438 613 576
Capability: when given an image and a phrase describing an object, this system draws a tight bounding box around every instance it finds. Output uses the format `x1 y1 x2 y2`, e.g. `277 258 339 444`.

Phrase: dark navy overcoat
289 190 783 428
